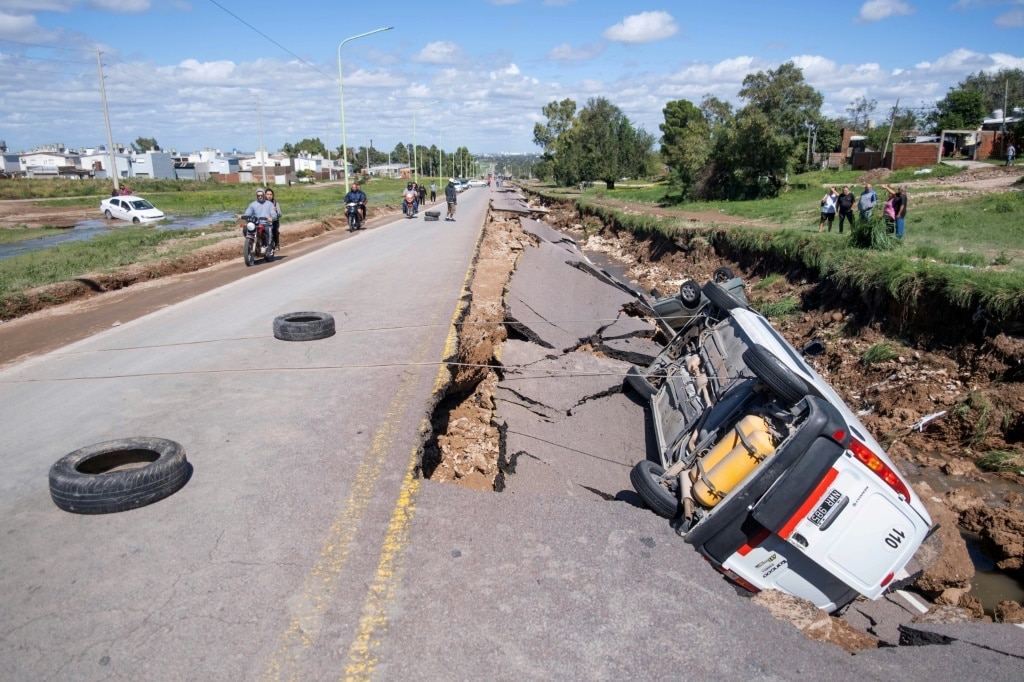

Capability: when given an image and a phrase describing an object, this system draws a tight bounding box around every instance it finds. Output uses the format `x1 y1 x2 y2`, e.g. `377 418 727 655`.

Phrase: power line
205 0 336 84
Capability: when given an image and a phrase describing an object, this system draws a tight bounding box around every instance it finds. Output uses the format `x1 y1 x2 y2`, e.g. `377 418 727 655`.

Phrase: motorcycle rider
238 188 276 249
403 182 419 216
265 187 282 249
344 182 367 226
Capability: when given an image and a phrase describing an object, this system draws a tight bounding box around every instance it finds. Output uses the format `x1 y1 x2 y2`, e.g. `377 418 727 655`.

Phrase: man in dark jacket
444 178 458 221
836 185 856 234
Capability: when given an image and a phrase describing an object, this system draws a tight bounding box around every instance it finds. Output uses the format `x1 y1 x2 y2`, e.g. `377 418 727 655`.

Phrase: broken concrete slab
498 391 647 499
498 338 559 368
505 238 637 351
898 621 1024 658
519 217 577 249
498 351 630 414
600 336 663 366
600 312 657 340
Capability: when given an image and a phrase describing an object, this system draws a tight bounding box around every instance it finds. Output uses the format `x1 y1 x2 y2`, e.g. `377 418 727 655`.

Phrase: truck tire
630 460 680 519
273 311 336 341
743 344 809 405
49 437 189 514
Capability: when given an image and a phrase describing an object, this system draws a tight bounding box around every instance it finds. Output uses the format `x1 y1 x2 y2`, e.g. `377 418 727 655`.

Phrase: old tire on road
742 344 810 406
49 437 190 514
630 460 680 519
272 311 336 341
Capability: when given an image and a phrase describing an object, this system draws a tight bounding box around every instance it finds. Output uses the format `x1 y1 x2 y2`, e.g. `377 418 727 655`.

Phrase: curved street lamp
338 26 393 190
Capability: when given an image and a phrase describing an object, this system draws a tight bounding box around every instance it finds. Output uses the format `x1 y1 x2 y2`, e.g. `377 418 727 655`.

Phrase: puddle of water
0 211 236 261
962 531 1024 615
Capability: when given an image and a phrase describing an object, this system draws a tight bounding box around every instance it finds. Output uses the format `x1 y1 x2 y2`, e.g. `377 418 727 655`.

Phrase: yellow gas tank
691 415 775 508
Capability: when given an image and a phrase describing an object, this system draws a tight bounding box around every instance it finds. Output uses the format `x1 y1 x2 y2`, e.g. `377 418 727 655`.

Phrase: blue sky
1 0 1022 156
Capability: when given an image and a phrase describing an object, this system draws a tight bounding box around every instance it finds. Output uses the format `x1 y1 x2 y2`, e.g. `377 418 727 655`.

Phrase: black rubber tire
702 280 747 312
273 311 336 341
742 344 810 405
49 437 189 514
625 365 656 401
679 280 702 307
243 238 255 267
132 216 141 224
104 209 113 219
712 266 735 283
630 460 680 518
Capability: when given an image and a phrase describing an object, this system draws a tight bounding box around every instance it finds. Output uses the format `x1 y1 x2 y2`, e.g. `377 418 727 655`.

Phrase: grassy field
585 165 1024 272
0 227 68 245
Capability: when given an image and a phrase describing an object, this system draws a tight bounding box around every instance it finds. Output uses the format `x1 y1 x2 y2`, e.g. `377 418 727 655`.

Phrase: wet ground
0 211 235 261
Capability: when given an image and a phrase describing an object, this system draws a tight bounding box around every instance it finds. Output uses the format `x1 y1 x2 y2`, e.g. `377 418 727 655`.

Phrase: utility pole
96 50 119 192
1002 80 1009 158
367 139 371 178
882 99 899 169
256 93 267 187
326 122 332 181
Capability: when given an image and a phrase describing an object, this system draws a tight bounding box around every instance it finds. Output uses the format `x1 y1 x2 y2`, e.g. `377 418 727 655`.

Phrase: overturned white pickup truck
627 278 933 612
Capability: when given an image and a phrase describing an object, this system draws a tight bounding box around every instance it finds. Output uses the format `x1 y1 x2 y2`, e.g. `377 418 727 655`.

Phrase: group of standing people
818 182 907 239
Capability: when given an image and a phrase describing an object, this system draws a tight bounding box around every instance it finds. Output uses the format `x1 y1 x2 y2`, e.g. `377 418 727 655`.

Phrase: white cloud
548 42 605 62
996 7 1024 26
0 11 60 41
857 0 915 22
413 41 462 65
603 11 678 44
88 0 151 11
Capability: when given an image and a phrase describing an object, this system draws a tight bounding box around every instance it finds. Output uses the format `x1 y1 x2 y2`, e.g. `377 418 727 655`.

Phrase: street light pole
338 26 393 191
411 100 438 186
438 124 455 188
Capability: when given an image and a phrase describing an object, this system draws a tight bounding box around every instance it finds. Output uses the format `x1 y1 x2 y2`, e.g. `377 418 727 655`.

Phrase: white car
467 179 487 187
100 195 165 224
627 277 933 612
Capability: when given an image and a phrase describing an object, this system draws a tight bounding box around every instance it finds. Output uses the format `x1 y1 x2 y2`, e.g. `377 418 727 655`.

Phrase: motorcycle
402 193 417 219
346 202 363 231
240 215 274 267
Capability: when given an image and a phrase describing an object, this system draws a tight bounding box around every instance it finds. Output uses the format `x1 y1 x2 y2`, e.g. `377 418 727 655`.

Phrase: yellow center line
341 225 482 681
264 227 481 681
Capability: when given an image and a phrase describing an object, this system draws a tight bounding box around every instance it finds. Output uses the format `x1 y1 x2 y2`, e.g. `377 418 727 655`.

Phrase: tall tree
659 99 711 200
928 89 986 131
956 68 1024 118
131 137 159 153
571 97 653 189
282 137 327 157
532 98 577 153
732 62 823 191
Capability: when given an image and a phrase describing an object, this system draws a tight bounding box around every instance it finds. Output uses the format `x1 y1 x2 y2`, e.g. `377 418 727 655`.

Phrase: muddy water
0 212 235 261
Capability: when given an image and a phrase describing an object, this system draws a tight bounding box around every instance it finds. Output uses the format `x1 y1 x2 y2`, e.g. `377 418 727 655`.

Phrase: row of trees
279 137 474 177
532 97 656 189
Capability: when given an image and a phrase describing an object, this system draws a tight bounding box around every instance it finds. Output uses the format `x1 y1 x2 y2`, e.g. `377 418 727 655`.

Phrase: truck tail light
848 437 911 503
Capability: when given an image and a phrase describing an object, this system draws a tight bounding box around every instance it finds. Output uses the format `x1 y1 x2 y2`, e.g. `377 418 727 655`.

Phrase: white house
131 151 175 179
79 148 133 179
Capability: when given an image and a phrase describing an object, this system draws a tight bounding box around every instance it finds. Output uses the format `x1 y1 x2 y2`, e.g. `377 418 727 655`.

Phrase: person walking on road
836 185 855 234
429 181 437 203
444 178 458 221
858 183 877 224
1008 143 1016 166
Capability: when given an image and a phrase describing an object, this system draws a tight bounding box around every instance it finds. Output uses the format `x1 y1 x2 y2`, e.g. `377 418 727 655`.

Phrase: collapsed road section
423 185 1024 656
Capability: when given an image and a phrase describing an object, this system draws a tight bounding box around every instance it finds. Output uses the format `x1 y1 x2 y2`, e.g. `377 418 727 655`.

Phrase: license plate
808 488 846 529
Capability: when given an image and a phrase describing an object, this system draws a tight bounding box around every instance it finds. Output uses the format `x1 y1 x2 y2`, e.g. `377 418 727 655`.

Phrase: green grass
0 227 238 296
0 227 68 245
752 295 801 319
976 450 1024 472
861 342 898 365
753 273 785 289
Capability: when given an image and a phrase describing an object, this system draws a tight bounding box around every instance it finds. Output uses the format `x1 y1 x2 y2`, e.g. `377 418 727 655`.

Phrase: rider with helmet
344 182 367 224
403 182 419 216
238 188 276 249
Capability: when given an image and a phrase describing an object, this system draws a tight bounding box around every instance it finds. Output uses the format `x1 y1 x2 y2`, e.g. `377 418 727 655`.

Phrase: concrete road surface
1 185 1020 680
